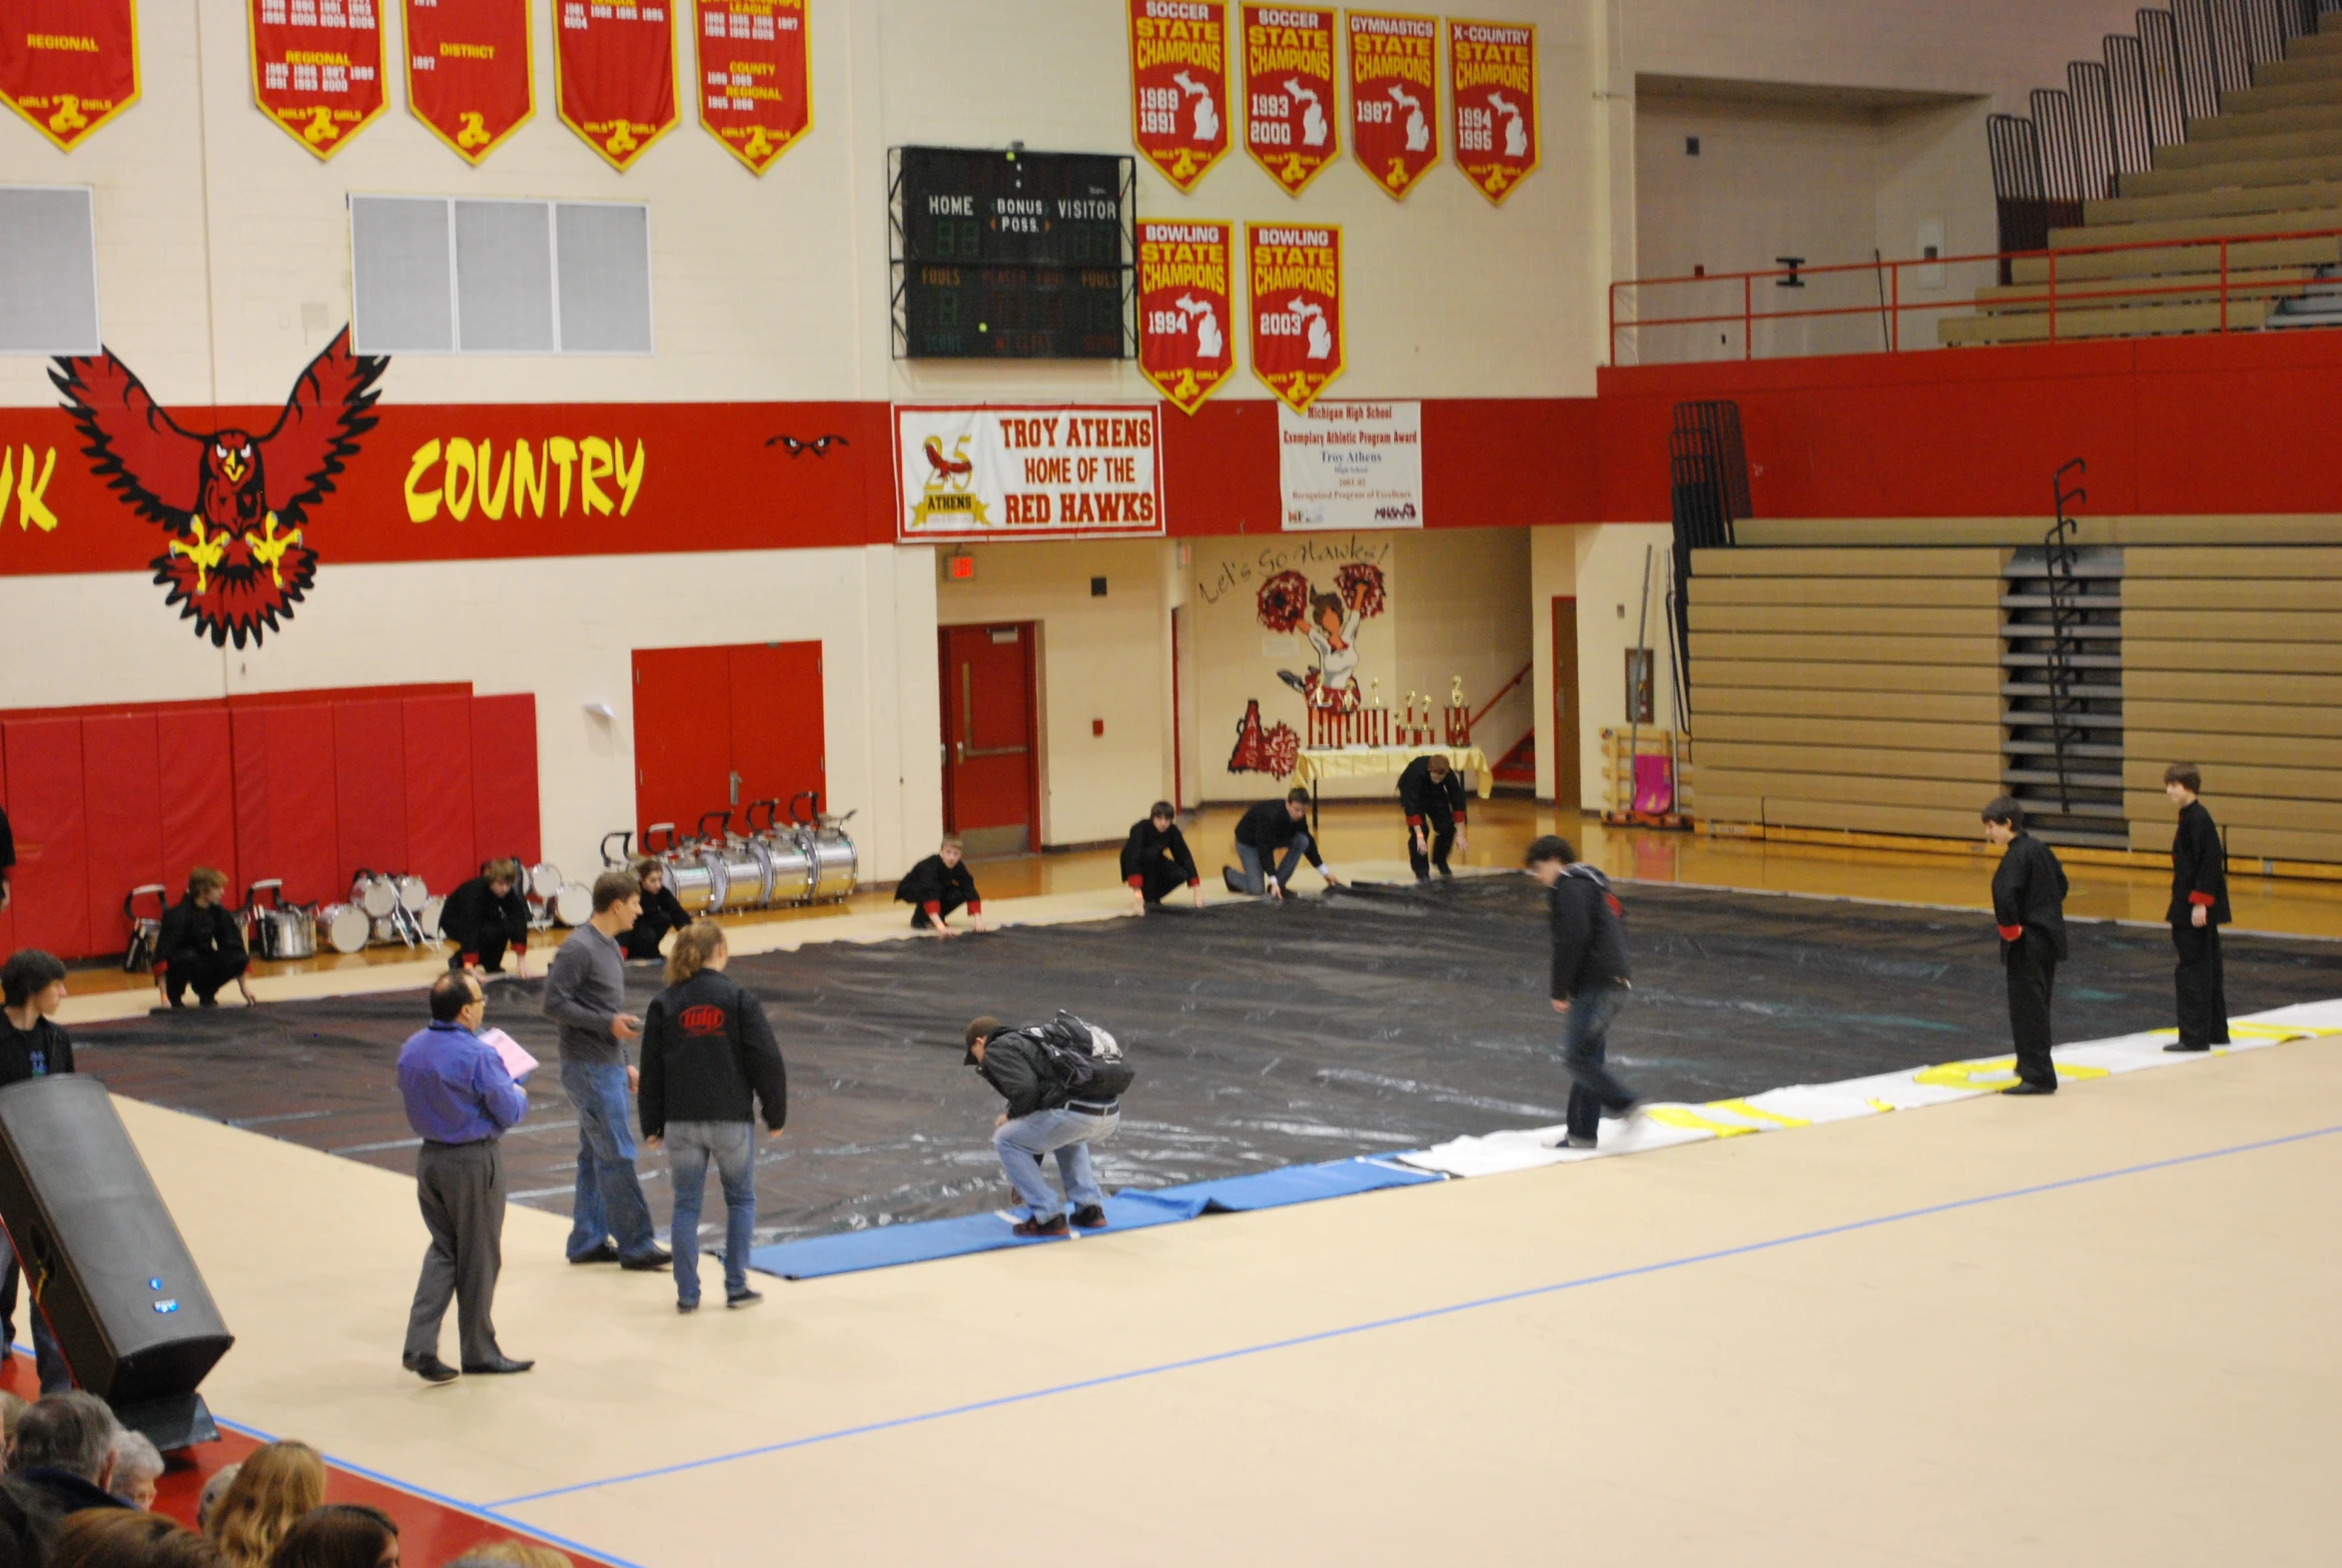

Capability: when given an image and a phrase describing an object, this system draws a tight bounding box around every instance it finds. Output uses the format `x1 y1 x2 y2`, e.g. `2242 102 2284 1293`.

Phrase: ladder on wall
2000 459 2127 847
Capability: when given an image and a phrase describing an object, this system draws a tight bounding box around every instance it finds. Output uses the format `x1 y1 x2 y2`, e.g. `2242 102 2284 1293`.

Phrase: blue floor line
486 1119 2342 1509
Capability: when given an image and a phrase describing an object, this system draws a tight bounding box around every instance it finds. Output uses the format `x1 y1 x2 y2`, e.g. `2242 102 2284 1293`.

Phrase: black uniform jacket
0 804 13 877
973 1025 1075 1121
1232 801 1324 868
154 901 247 970
1991 832 2070 961
1548 865 1630 1000
895 854 980 914
0 1012 74 1086
1120 820 1199 887
2168 801 2230 925
638 970 787 1138
1396 756 1469 829
629 885 690 949
440 876 532 960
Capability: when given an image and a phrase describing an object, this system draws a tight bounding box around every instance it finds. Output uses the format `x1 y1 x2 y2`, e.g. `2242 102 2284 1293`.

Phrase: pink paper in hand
477 1027 539 1083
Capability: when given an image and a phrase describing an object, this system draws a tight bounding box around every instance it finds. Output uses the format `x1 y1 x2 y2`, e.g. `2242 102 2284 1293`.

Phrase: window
349 195 652 355
0 187 99 356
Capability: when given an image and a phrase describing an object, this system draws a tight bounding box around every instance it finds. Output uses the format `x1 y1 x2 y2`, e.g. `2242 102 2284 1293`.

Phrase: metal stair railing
2042 458 2090 817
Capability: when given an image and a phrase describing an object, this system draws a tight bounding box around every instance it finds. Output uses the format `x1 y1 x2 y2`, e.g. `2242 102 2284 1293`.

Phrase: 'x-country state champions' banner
694 0 811 174
0 0 138 152
1240 5 1336 196
1138 220 1235 416
895 406 1165 543
556 0 677 171
1129 0 1228 192
1346 10 1437 200
1449 18 1536 203
250 0 387 160
1247 223 1342 412
403 0 533 165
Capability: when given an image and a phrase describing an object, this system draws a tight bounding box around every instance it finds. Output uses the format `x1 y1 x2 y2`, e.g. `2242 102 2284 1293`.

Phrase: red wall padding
401 696 476 894
157 707 237 903
469 694 540 869
1 720 90 960
333 700 408 883
230 707 274 912
260 705 341 907
80 713 164 956
0 727 14 958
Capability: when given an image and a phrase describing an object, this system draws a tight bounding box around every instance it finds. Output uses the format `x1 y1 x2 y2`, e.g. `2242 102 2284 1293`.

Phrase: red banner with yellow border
1448 18 1536 204
692 0 811 174
403 0 533 165
1247 222 1341 412
555 0 678 171
0 0 139 152
1346 9 1437 201
1240 5 1336 196
249 0 388 161
1129 0 1229 193
1139 220 1236 416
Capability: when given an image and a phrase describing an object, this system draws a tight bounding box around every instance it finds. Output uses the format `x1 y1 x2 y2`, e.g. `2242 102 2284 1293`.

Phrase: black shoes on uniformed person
463 1354 534 1374
2162 1041 2213 1053
2002 1081 2057 1096
401 1352 458 1385
1070 1204 1108 1229
569 1241 620 1264
1013 1213 1071 1237
619 1247 674 1271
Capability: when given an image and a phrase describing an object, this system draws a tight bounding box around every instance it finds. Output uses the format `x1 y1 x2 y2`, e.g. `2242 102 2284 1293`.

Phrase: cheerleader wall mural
1215 545 1390 780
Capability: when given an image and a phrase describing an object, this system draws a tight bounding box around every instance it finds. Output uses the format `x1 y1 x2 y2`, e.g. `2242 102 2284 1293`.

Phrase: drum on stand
418 895 445 941
528 863 564 900
396 875 428 914
550 883 593 927
318 903 372 955
353 874 399 920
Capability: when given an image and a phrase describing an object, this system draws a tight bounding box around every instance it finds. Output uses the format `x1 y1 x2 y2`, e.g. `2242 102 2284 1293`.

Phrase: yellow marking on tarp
1645 1106 1758 1139
1707 1097 1810 1129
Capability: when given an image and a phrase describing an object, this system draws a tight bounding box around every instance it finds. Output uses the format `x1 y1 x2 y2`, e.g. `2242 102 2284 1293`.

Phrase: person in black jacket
1397 753 1471 881
440 860 533 977
1222 789 1343 901
620 858 691 962
1 950 79 1393
1527 836 1639 1149
2163 763 2231 1052
1122 802 1203 912
896 839 985 936
639 922 786 1312
151 868 254 1009
964 1014 1124 1238
1984 797 2068 1096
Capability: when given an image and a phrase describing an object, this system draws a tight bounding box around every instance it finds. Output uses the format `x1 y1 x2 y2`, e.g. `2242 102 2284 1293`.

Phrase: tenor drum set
608 793 858 916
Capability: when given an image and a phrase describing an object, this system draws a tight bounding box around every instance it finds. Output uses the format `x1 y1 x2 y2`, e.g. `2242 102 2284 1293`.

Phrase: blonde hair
464 1545 574 1568
186 866 229 900
662 920 727 987
484 858 522 885
205 1439 326 1568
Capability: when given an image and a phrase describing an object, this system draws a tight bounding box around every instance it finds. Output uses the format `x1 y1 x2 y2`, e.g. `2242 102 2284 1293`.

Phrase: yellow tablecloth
1291 745 1493 798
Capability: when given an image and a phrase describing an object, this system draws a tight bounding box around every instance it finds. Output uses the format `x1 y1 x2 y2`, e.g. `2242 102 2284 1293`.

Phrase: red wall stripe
1 720 90 960
79 712 164 956
401 695 478 895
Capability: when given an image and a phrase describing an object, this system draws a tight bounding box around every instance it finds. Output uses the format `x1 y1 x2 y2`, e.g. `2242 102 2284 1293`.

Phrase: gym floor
55 802 2342 1565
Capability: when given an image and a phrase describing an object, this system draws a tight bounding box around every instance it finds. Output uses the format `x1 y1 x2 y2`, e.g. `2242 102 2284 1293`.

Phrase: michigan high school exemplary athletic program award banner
1248 223 1342 412
1129 0 1228 192
895 406 1166 543
249 0 387 160
0 0 139 153
1449 17 1536 203
1278 400 1422 531
693 0 811 174
1138 220 1235 416
1240 5 1336 196
1346 9 1437 200
557 0 677 171
403 0 533 165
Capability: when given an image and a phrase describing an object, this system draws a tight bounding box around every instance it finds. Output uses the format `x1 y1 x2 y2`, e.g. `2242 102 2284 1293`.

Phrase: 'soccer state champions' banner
403 0 533 164
556 0 677 171
1137 220 1234 416
1346 10 1437 200
249 0 388 160
1448 18 1536 203
1240 5 1335 196
1128 0 1228 193
0 0 139 152
694 0 810 174
1278 400 1421 531
1247 223 1341 412
894 406 1164 543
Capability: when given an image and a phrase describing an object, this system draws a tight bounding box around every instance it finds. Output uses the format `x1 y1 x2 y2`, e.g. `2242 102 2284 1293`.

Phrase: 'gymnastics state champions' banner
1137 220 1235 416
403 0 533 165
1240 5 1336 196
1128 0 1228 193
249 0 387 160
894 406 1165 543
556 0 677 171
1347 10 1438 200
1247 223 1342 412
693 0 812 174
0 0 139 152
1448 18 1536 203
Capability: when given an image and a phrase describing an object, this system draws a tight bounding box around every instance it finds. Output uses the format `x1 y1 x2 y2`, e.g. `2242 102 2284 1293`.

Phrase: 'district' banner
1346 9 1437 201
1129 0 1228 193
1138 220 1235 416
403 0 533 165
0 0 139 152
1247 222 1342 413
1449 18 1536 204
556 0 677 171
1240 4 1336 196
693 0 812 174
250 0 388 161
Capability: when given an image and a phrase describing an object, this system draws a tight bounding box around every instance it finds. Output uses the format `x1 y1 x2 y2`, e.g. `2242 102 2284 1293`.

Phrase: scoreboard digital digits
893 146 1135 360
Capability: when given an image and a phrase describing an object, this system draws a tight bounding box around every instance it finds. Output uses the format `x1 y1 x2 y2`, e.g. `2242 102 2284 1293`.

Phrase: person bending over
896 839 984 937
620 857 690 962
153 868 254 1009
1 950 80 1392
1396 753 1470 881
1223 789 1342 901
1122 802 1203 912
1984 797 2068 1097
2163 763 2231 1053
441 860 533 978
1527 836 1640 1149
965 1013 1134 1237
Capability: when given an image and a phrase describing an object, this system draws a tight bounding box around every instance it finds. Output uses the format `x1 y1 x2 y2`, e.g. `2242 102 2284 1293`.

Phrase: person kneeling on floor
621 857 690 963
965 1012 1137 1237
153 867 255 1009
1123 801 1204 912
1222 789 1343 902
1983 797 2067 1097
441 860 534 978
896 838 984 937
1397 753 1469 881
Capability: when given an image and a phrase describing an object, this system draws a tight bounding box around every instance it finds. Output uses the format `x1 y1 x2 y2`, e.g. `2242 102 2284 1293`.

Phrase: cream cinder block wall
1573 523 1678 813
1529 525 1577 804
1392 529 1534 760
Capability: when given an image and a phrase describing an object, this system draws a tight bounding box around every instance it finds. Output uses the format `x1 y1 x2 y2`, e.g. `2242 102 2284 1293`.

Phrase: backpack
1031 1010 1137 1102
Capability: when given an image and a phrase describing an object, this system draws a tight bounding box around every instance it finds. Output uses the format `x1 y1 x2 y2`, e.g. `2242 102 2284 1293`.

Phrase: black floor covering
73 878 2342 1242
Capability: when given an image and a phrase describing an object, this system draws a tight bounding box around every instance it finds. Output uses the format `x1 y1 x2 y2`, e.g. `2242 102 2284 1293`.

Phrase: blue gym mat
747 1156 1442 1281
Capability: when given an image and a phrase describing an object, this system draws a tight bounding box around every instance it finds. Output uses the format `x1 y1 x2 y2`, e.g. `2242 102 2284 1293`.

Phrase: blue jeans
994 1106 1119 1219
1231 835 1310 895
560 1060 658 1261
665 1121 756 1305
0 1233 72 1394
1561 983 1639 1142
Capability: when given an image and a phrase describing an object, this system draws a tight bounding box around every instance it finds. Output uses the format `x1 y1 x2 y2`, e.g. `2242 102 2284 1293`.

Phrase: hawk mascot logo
49 332 388 648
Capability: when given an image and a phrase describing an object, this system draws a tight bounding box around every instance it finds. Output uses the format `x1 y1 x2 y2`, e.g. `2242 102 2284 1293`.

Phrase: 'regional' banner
1128 0 1229 193
1448 18 1537 204
693 0 812 174
1247 222 1342 413
1240 5 1336 196
1138 220 1235 416
0 0 140 152
555 0 678 171
403 0 534 165
249 0 388 161
1346 9 1438 201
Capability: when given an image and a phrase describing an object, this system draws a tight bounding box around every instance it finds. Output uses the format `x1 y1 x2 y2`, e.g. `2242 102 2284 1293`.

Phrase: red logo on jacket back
679 1005 726 1035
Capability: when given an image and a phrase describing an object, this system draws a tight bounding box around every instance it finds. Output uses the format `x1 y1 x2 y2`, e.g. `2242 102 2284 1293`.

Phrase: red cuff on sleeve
1996 923 2023 942
1186 877 1199 888
151 961 167 976
461 951 479 964
2188 891 2215 907
1127 876 1145 890
1455 811 1468 824
1406 814 1423 829
967 900 982 914
923 901 942 916
512 940 527 954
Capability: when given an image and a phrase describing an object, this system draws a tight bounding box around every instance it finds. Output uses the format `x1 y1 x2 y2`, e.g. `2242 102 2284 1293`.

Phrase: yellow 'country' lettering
547 436 578 514
612 438 645 514
403 439 443 522
512 439 548 517
476 439 509 520
579 436 614 516
443 437 478 521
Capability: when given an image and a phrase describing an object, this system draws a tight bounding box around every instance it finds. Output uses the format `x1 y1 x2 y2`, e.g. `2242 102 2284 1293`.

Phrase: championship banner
1138 220 1235 416
249 0 387 161
0 0 139 153
1246 223 1341 413
1448 18 1536 204
403 0 533 165
894 405 1165 543
556 0 677 171
1239 5 1336 196
1347 10 1438 200
1128 0 1228 193
693 0 811 174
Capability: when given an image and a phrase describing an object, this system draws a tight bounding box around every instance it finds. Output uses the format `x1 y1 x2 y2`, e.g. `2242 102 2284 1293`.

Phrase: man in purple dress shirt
397 973 531 1384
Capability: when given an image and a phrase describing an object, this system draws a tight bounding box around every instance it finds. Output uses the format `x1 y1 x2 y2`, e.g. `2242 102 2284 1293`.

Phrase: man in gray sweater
542 869 668 1269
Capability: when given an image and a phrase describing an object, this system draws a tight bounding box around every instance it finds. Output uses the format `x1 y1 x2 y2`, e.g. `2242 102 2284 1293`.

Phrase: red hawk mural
49 331 387 648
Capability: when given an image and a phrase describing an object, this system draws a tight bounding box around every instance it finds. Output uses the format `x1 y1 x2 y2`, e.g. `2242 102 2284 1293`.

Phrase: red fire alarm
946 554 975 581
1092 719 1105 737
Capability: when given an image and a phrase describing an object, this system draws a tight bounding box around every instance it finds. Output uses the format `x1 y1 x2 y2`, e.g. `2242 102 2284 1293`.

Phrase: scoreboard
892 147 1135 360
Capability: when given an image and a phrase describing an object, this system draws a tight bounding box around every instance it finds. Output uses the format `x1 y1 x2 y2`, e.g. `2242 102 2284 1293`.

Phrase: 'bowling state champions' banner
1346 9 1437 200
249 0 388 160
1128 0 1228 193
556 0 677 171
1240 5 1336 196
403 0 533 165
0 0 139 152
693 0 812 174
1448 17 1536 204
1138 220 1235 416
1247 223 1342 413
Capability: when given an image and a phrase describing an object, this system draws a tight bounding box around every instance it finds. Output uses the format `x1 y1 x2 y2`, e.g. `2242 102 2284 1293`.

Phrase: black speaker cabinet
0 1076 233 1448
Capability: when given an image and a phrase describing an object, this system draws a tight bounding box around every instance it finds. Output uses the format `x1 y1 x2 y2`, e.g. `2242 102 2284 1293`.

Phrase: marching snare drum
529 862 564 900
319 902 372 955
419 895 445 940
354 873 399 920
396 875 429 913
245 881 316 961
550 882 594 927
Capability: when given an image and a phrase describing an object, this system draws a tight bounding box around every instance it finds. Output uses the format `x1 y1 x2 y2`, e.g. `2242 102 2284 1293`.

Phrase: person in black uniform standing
1222 789 1343 901
896 839 985 937
1396 753 1470 881
1527 835 1639 1148
2162 763 2231 1053
151 868 255 1009
620 858 691 961
1122 802 1203 912
1983 797 2068 1096
440 860 534 977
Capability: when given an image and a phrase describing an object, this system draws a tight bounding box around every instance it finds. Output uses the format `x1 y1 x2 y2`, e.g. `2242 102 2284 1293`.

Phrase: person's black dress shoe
401 1352 459 1384
619 1248 674 1271
2162 1041 2212 1053
461 1354 534 1374
1013 1213 1070 1237
568 1242 620 1264
2002 1081 2057 1096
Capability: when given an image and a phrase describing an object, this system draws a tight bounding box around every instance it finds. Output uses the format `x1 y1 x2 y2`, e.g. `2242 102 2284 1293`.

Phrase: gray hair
8 1392 120 1481
110 1429 164 1486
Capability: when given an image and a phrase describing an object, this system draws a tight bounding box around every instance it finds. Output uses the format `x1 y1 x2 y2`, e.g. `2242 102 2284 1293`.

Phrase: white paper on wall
1277 399 1422 532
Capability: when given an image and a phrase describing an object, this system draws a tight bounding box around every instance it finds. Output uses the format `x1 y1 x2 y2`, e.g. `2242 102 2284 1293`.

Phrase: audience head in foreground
107 1433 164 1512
265 1504 398 1568
205 1440 326 1568
8 1394 126 1515
51 1510 228 1568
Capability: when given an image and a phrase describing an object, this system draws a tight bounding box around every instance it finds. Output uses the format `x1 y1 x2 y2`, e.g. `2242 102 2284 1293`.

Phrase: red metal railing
1608 221 2342 366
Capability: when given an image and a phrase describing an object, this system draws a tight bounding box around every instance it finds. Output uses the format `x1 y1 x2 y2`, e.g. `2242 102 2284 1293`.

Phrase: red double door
940 623 1038 857
632 642 826 843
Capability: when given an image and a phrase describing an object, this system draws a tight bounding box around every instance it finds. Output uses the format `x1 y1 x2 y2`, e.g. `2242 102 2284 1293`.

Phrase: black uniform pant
2004 929 2058 1090
404 1139 507 1366
164 947 249 1005
2172 921 2229 1048
1408 815 1457 880
910 893 970 930
448 930 515 973
619 919 670 961
1135 862 1192 903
